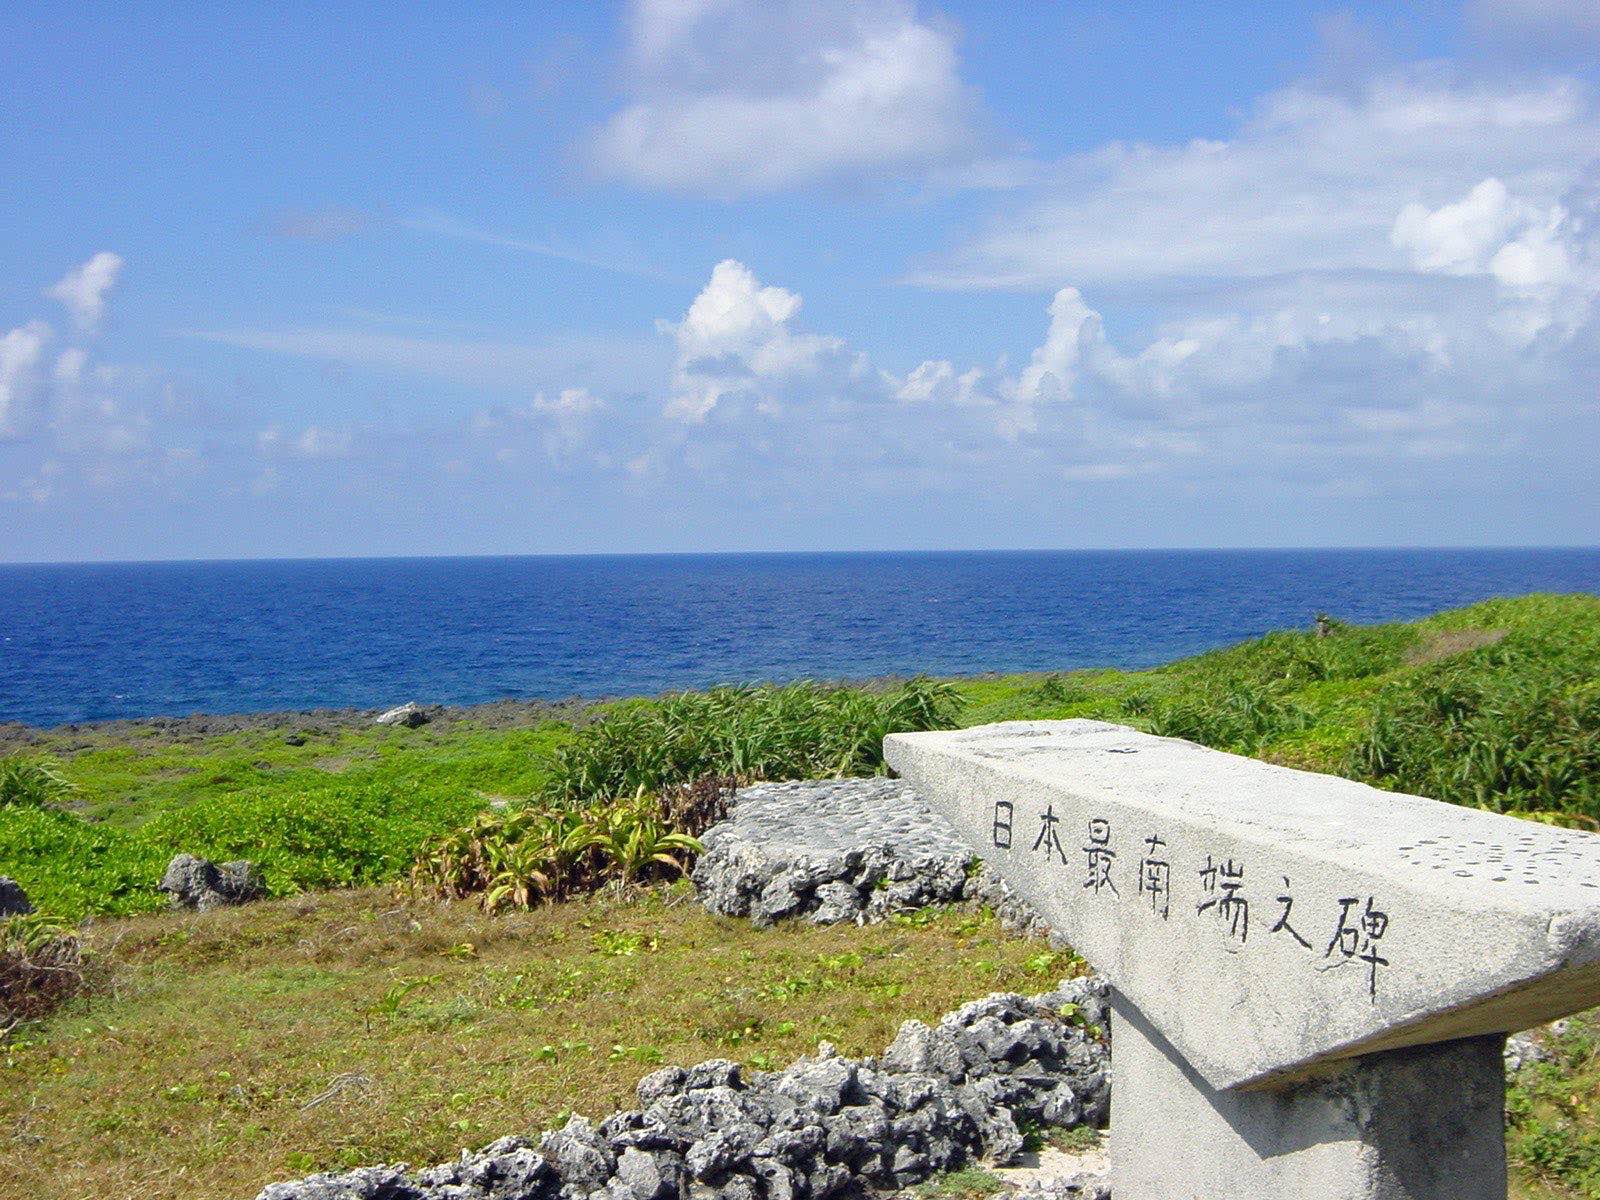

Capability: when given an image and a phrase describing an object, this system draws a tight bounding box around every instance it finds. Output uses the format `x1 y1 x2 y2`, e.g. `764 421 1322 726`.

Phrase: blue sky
1 0 1597 561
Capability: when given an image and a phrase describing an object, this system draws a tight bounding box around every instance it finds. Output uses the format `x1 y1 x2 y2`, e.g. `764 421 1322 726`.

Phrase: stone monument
885 719 1600 1200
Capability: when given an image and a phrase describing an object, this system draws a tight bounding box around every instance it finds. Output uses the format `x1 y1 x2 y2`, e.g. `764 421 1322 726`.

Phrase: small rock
159 854 265 911
614 1148 676 1200
374 703 430 728
0 877 34 918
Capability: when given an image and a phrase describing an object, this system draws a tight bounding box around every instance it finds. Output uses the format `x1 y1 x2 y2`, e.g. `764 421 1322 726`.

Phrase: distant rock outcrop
374 702 432 728
0 877 33 918
159 855 265 912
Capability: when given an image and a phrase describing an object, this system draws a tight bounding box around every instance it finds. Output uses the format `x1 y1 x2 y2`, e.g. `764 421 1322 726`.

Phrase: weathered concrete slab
1110 998 1506 1200
885 719 1600 1091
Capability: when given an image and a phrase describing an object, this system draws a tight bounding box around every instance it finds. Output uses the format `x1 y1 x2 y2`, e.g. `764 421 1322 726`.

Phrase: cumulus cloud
641 247 1598 503
590 0 985 195
0 321 51 439
45 252 124 330
466 387 615 469
1393 176 1598 340
662 259 857 421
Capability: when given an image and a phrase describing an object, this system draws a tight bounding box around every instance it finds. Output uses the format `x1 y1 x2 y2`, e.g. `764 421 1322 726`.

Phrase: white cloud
914 71 1597 289
662 259 854 421
1392 178 1528 275
639 245 1598 504
45 252 124 330
1393 176 1598 340
1017 288 1105 402
590 0 984 196
0 321 51 439
256 425 354 460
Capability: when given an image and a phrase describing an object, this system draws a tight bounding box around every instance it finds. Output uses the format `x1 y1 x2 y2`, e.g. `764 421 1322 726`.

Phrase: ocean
1 548 1597 727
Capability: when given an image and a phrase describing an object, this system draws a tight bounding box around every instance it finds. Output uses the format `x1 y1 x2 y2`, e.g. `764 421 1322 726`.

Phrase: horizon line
2 544 1599 570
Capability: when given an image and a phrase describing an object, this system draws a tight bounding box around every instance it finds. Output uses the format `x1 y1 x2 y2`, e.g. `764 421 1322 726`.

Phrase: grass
0 724 570 919
0 887 1067 1200
912 1165 1007 1199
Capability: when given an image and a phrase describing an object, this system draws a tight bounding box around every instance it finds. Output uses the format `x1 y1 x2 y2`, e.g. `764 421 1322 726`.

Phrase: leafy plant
1144 681 1312 753
589 796 702 885
1348 629 1600 818
412 795 701 910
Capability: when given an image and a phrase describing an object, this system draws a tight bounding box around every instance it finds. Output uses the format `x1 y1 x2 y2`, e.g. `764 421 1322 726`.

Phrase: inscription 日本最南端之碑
888 719 1600 1090
992 800 1395 998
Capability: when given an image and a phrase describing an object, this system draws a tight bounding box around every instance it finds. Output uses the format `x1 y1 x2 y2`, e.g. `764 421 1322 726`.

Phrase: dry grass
0 887 1070 1200
1403 626 1509 666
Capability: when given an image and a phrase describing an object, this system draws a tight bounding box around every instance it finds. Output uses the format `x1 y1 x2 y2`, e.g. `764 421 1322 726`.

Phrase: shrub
0 806 163 919
543 678 961 805
1350 666 1600 818
141 781 484 896
0 914 91 1031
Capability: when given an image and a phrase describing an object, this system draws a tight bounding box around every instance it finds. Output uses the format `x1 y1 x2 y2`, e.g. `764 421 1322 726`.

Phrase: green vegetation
411 796 704 910
542 678 961 804
0 754 76 810
0 887 1058 1200
1509 1012 1600 1198
912 1165 1007 1199
0 725 569 918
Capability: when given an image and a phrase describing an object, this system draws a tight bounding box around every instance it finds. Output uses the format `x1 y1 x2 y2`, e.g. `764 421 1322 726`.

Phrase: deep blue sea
1 549 1597 727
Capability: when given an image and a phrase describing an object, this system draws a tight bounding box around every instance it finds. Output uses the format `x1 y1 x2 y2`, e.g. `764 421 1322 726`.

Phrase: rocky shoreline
0 696 602 752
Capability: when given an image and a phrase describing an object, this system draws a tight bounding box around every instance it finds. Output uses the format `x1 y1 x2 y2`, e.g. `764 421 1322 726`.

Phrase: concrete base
1109 992 1507 1199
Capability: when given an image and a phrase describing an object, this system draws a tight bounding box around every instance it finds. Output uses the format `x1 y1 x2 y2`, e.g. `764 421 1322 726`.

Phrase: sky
1 0 1597 562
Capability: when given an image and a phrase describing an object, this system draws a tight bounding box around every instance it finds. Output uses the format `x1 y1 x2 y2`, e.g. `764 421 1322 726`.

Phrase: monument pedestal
1109 993 1507 1200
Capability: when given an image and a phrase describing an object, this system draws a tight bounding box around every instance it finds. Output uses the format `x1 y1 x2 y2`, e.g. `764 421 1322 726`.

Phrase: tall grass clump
1348 612 1600 820
1167 621 1418 689
1143 682 1313 754
543 678 961 806
0 756 77 810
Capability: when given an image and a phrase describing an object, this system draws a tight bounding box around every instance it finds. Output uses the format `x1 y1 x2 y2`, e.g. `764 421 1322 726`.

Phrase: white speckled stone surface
885 720 1600 1090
